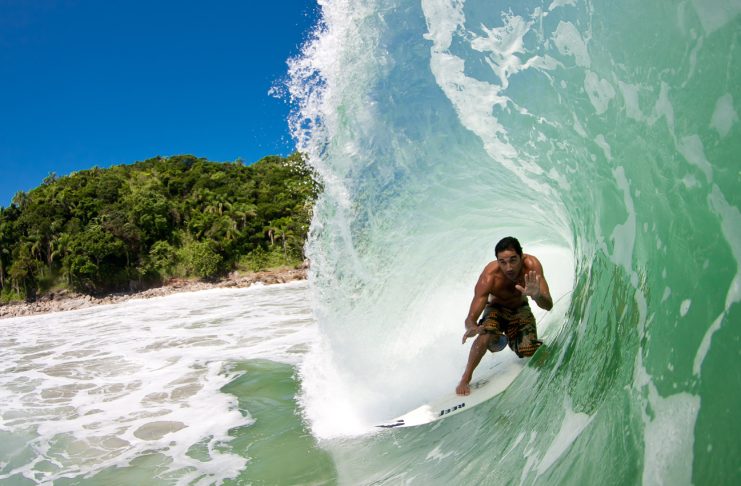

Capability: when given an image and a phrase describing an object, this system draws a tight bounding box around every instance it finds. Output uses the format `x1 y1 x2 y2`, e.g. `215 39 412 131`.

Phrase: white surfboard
376 355 527 429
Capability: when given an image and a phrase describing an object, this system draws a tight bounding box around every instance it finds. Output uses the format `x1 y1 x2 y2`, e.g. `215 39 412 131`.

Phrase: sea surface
2 0 740 484
0 282 338 485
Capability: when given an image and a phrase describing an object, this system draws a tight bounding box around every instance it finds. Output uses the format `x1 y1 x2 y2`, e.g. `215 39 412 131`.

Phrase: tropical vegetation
0 153 320 302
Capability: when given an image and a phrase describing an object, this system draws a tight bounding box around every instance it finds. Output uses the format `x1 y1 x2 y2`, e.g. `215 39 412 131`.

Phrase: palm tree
270 217 296 262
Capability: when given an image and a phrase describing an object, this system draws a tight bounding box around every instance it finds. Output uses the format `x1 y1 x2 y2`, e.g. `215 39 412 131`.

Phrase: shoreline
0 267 307 319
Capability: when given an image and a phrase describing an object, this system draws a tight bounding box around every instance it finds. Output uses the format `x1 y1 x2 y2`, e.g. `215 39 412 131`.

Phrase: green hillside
0 153 319 301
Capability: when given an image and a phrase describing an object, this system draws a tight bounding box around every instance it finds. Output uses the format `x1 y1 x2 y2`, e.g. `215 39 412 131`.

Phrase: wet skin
456 250 553 395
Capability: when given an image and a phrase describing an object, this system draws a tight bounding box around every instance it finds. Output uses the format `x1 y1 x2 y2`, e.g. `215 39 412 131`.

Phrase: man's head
495 236 523 282
495 236 523 257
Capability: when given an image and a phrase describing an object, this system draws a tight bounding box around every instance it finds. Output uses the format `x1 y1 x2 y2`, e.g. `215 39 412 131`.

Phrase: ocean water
1 0 739 485
287 0 740 484
0 282 336 485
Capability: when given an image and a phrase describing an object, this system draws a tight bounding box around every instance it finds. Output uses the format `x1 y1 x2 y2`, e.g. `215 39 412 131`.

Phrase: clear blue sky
0 0 319 207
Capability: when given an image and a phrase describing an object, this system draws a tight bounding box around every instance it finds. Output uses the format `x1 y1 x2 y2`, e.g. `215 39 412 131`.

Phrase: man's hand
515 270 541 299
462 324 480 344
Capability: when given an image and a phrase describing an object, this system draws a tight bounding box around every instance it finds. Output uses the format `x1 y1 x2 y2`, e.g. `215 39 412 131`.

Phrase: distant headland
0 153 320 317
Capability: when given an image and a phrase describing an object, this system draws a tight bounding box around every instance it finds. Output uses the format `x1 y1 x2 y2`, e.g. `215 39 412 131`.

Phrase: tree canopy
0 153 320 301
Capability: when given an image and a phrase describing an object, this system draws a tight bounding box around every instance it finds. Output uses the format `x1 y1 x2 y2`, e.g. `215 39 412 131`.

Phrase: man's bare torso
483 254 539 308
457 242 552 395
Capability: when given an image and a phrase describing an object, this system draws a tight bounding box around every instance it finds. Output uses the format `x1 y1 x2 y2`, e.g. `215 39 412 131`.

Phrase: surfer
456 237 553 395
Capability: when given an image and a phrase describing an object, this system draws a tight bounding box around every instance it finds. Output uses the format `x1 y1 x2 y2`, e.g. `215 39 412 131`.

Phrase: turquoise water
1 1 739 484
288 0 740 484
0 283 338 485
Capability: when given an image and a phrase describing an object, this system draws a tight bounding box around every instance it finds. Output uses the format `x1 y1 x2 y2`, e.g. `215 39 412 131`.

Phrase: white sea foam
422 0 556 194
677 134 713 183
584 71 616 115
594 134 612 161
710 93 738 138
693 184 741 375
691 0 741 35
618 80 646 121
0 282 316 484
633 333 700 486
662 287 672 303
610 167 637 277
548 0 577 11
642 388 701 486
680 299 692 317
552 21 590 67
537 399 593 474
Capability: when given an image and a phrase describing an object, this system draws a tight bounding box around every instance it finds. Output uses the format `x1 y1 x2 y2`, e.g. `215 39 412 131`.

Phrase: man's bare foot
456 380 471 396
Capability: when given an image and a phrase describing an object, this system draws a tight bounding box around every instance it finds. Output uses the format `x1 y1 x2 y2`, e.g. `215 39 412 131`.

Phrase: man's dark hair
495 236 523 257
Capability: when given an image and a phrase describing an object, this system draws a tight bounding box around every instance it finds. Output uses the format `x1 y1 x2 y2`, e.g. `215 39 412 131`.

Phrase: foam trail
0 282 316 484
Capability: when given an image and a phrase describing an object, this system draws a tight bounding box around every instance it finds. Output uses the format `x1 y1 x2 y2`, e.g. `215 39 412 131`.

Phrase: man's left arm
532 257 553 310
517 256 553 311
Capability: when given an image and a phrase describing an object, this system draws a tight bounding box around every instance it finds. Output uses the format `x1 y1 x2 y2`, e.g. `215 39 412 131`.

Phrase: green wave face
290 0 740 484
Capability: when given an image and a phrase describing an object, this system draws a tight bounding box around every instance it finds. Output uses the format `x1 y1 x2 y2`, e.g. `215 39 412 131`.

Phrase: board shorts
478 303 542 357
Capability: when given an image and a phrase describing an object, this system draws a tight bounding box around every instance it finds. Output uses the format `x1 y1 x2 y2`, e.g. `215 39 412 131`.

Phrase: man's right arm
462 271 491 343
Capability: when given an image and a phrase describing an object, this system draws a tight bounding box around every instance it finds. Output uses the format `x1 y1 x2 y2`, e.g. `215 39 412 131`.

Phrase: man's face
497 249 522 282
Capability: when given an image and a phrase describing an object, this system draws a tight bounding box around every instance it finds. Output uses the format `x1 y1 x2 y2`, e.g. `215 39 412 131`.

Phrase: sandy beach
0 267 307 319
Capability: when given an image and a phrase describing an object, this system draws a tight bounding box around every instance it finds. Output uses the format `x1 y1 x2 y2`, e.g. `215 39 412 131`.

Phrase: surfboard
376 355 527 429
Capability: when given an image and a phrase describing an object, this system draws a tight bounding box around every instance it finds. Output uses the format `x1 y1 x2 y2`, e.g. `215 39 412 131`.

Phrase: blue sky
0 0 319 206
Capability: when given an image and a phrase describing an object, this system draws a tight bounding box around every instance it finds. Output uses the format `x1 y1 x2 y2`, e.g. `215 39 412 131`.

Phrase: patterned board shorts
478 303 542 357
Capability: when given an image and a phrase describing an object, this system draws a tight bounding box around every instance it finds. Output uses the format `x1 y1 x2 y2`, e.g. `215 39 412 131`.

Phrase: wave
288 0 739 483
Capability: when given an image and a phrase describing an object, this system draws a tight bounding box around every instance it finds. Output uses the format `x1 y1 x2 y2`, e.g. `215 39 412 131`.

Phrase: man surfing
456 237 553 395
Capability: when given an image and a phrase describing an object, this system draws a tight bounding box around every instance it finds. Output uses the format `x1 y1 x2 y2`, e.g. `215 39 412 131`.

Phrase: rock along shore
0 267 307 319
